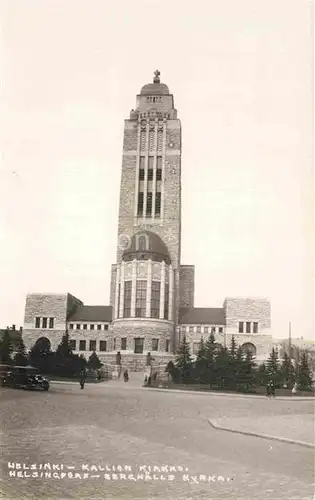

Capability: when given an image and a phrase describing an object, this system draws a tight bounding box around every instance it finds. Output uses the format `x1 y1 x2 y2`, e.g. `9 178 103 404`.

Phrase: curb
50 381 315 401
208 419 315 449
50 380 108 386
144 387 314 401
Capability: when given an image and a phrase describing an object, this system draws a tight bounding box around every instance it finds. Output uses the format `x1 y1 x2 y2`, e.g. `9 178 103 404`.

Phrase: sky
0 0 313 339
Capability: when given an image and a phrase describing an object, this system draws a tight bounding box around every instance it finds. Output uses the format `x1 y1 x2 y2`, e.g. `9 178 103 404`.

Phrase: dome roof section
122 231 171 265
140 83 170 96
140 69 170 96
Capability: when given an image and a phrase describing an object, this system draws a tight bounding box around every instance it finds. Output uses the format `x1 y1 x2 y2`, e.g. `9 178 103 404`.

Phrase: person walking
79 368 86 390
123 369 129 382
266 381 271 397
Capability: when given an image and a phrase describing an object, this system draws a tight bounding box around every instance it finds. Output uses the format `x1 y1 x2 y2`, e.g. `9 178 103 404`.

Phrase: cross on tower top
153 69 160 83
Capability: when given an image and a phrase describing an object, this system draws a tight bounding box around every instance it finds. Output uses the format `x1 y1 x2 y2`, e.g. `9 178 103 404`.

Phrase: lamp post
288 322 292 363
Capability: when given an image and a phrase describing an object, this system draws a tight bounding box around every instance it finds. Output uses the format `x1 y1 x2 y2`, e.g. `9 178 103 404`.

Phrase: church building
23 71 273 370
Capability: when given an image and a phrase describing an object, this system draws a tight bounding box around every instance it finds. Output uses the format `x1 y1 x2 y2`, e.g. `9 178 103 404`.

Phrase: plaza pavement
1 379 314 500
53 374 315 447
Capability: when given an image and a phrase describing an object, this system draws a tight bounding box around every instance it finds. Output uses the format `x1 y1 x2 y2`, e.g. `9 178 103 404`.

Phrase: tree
227 336 238 389
204 333 217 386
266 348 281 387
53 332 86 377
0 329 13 364
87 351 102 370
28 338 54 373
214 347 230 389
257 362 268 386
234 346 246 390
241 351 257 392
194 337 207 383
175 335 193 383
165 360 179 382
280 352 295 389
13 337 28 366
55 331 72 358
296 352 313 391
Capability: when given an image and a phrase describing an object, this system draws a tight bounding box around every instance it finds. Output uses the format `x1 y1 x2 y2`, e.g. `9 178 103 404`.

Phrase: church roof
122 230 171 264
67 306 112 322
179 308 225 325
140 69 170 95
140 83 170 95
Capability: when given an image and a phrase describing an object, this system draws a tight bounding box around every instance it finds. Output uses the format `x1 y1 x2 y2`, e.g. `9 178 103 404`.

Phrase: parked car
0 364 12 385
2 366 50 391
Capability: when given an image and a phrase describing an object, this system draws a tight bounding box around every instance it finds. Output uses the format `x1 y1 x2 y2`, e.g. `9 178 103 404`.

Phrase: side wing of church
22 71 273 370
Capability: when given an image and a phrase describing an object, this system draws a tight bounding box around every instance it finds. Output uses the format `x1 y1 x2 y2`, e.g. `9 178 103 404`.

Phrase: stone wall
185 330 273 361
179 265 195 308
110 264 117 308
224 298 271 331
23 294 69 351
97 352 174 371
112 318 174 353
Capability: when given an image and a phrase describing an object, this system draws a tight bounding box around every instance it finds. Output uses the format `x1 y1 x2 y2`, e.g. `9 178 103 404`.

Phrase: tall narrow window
134 338 144 354
100 341 107 352
152 339 159 351
139 169 145 181
165 339 170 352
155 192 161 217
246 322 251 334
90 324 95 330
42 318 47 329
146 193 152 217
151 281 160 318
156 169 162 181
79 340 86 351
89 340 96 351
121 338 127 350
239 322 244 333
164 283 169 320
253 322 258 334
137 192 144 216
35 317 40 328
139 156 145 181
49 317 54 329
147 169 153 181
70 340 76 350
135 280 147 317
123 281 132 317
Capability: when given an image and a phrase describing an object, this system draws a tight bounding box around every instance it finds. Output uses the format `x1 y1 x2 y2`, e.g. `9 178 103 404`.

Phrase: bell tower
109 71 182 362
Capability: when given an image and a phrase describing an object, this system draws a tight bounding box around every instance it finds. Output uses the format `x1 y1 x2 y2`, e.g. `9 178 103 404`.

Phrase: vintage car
2 365 50 391
0 364 12 385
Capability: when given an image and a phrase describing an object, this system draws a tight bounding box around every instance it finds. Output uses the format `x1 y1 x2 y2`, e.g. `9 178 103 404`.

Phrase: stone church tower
109 70 187 362
22 71 272 367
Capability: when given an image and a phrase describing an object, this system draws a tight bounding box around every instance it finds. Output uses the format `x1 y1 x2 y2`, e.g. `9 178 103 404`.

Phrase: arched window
242 342 256 357
34 337 51 353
